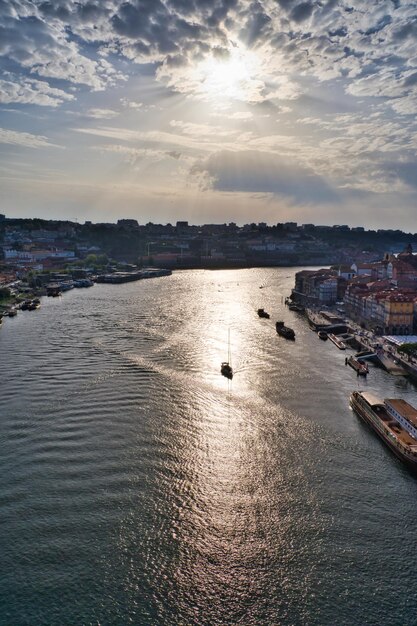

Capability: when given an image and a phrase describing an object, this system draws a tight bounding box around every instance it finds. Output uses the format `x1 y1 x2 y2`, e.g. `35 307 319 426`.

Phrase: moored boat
318 330 328 340
328 333 346 349
346 355 368 376
46 284 62 297
275 321 295 340
350 391 417 470
288 303 305 313
257 308 270 319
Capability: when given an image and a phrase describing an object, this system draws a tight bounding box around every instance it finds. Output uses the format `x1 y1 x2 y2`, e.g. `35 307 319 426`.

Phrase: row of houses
293 245 417 335
3 248 76 263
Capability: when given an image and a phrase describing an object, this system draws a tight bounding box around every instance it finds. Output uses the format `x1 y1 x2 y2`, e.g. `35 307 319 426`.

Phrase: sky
1 0 417 230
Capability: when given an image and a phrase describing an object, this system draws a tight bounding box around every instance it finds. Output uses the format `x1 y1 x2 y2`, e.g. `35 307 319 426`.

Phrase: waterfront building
319 277 338 303
383 294 414 335
292 268 342 304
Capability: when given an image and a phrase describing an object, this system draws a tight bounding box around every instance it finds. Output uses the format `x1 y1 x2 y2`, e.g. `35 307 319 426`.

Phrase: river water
1 268 417 626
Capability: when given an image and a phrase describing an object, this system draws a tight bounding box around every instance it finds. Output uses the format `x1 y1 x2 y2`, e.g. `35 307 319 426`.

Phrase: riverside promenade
304 306 416 381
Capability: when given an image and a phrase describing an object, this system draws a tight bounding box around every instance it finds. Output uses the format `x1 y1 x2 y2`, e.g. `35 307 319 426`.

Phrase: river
1 267 416 626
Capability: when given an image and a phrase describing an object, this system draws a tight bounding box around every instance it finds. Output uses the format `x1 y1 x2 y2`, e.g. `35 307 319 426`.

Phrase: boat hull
275 322 295 340
347 356 368 376
221 363 233 379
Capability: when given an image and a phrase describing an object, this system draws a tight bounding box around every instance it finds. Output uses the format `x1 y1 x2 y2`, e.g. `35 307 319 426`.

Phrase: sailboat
221 329 233 379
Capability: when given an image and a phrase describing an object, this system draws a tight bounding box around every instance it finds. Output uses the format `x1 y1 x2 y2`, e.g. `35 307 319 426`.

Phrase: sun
194 45 262 104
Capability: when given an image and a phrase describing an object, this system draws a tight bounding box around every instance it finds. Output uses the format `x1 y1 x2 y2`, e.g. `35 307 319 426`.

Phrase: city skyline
1 1 417 229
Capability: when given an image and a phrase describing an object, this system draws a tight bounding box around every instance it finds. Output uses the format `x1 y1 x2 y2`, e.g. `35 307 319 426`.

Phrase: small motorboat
257 308 270 319
318 331 328 340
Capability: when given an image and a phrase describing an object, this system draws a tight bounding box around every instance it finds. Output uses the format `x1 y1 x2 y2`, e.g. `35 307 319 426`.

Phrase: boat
74 278 94 288
275 321 295 340
59 280 75 291
28 301 40 311
346 356 368 376
257 308 270 319
46 284 61 297
221 330 233 379
328 333 346 350
288 303 305 313
221 362 233 379
7 308 17 317
350 391 417 470
318 330 328 340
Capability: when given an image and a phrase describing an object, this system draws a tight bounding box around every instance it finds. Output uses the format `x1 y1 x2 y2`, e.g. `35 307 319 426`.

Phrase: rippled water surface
1 268 417 626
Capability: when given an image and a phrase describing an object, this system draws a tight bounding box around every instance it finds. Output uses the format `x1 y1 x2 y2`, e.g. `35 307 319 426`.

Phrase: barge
350 391 417 470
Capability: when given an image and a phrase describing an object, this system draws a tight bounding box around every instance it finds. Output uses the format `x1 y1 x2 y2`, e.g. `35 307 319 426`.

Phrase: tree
398 343 417 358
0 287 11 299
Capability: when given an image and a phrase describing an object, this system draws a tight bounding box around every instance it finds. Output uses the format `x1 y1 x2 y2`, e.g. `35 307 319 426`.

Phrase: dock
96 268 172 284
376 353 407 376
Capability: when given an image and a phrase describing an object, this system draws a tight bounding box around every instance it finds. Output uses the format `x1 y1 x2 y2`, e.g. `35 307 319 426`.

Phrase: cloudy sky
1 0 417 229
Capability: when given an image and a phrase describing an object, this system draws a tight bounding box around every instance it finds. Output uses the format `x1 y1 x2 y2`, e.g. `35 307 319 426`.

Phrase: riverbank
0 267 172 324
291 301 417 382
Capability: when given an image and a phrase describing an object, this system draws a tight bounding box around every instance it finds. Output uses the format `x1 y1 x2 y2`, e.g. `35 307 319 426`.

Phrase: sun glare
195 45 262 104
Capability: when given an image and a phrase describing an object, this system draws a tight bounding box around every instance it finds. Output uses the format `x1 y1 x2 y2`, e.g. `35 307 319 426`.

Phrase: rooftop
386 399 417 429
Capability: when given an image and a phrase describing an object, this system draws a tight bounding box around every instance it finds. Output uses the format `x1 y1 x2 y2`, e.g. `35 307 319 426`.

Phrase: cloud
85 108 119 119
0 9 122 91
72 123 246 154
0 77 75 107
380 160 417 190
2 0 417 230
191 149 337 203
0 127 60 149
227 111 254 120
120 98 143 109
1 0 417 115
